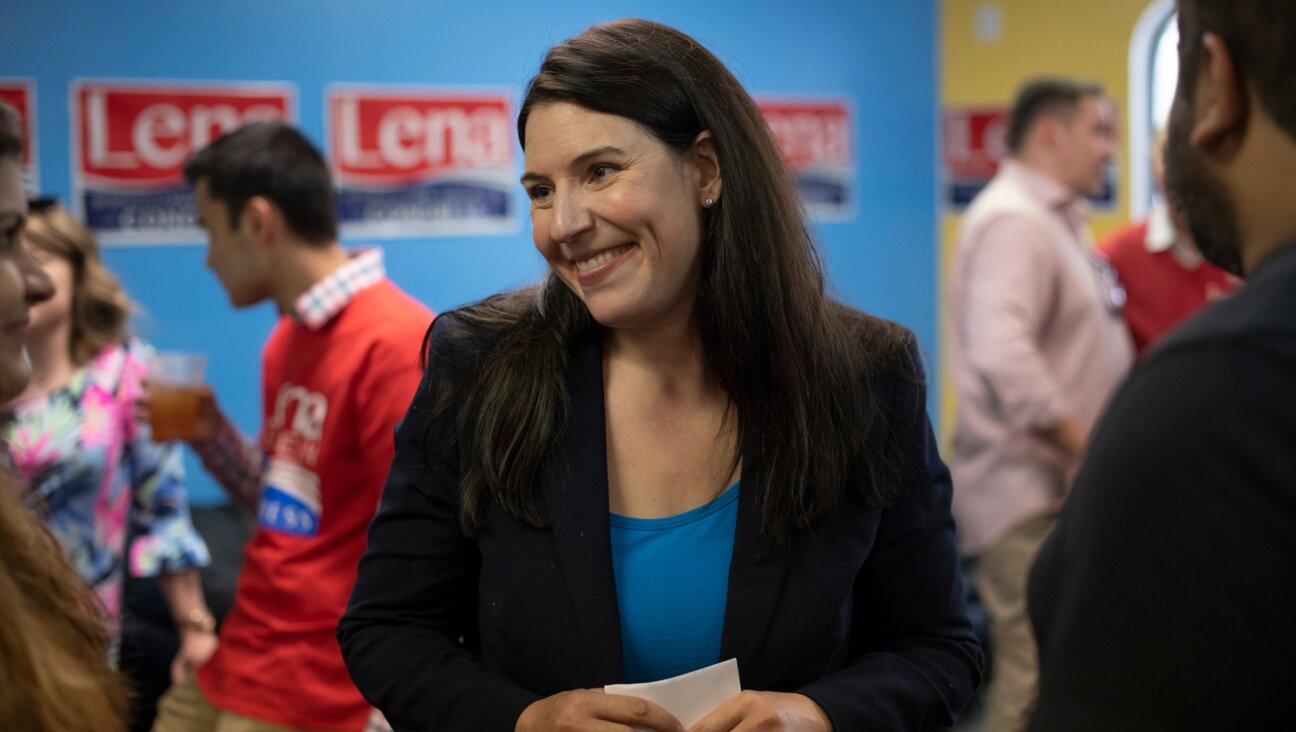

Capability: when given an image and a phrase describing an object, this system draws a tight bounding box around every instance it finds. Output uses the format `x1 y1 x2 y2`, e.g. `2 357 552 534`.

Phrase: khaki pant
976 513 1056 732
152 675 351 732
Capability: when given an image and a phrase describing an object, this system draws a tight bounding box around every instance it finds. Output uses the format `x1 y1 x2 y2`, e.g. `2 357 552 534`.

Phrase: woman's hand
516 689 684 732
171 627 219 684
689 691 831 732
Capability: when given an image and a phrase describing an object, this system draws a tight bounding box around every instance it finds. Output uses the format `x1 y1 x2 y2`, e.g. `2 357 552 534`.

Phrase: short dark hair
0 102 23 161
1006 78 1104 154
182 121 337 243
1177 0 1296 142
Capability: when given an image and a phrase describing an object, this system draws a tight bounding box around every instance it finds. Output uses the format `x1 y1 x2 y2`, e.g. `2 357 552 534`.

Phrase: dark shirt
1027 242 1296 731
339 313 984 732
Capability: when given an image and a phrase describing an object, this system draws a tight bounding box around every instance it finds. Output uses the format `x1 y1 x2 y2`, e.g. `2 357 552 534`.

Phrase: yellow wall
938 0 1161 442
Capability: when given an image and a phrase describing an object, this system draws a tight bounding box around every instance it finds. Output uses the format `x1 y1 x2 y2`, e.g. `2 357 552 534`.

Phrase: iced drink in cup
148 352 207 442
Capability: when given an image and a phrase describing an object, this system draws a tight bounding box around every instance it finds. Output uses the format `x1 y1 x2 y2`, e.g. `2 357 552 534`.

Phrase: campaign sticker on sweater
71 79 295 244
325 86 516 238
259 382 329 537
265 383 328 467
259 458 322 537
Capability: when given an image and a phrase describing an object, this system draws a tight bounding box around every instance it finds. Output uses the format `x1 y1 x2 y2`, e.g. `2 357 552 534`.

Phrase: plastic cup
148 352 207 442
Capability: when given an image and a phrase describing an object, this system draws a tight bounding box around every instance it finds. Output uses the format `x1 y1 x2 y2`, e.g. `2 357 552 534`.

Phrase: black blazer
339 314 983 731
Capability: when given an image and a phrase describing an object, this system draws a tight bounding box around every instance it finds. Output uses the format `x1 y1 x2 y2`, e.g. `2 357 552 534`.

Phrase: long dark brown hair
430 18 917 548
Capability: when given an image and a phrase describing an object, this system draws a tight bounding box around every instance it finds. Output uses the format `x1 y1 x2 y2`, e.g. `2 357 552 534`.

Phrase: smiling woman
522 102 716 332
339 19 983 732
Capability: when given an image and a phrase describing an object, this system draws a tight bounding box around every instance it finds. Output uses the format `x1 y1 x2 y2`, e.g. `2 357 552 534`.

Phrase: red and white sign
943 107 1008 181
0 80 38 194
326 86 516 237
942 106 1008 208
757 98 853 220
72 80 295 244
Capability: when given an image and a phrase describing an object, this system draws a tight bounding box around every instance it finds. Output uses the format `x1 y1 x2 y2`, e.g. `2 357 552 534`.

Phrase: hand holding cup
145 352 209 443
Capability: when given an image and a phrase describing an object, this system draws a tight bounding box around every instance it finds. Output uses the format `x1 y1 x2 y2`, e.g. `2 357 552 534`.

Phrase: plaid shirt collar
293 248 386 330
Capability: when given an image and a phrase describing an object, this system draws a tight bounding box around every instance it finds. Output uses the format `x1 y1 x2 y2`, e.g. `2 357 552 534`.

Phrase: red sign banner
72 80 295 243
757 98 853 220
325 86 515 237
0 80 38 194
942 107 1008 181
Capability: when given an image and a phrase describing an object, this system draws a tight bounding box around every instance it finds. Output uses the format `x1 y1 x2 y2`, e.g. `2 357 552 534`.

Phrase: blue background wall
1 0 938 504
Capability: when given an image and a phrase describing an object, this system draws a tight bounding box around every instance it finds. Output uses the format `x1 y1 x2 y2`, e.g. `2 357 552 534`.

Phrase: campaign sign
943 106 1115 209
259 458 321 538
942 107 1007 207
0 80 38 194
72 80 294 244
326 87 516 237
758 99 853 220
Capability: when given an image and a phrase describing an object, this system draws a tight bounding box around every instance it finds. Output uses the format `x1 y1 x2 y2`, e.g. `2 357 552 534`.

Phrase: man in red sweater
1099 133 1237 356
152 121 433 732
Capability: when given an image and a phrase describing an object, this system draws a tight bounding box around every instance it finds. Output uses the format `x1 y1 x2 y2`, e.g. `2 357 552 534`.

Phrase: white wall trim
1128 0 1176 218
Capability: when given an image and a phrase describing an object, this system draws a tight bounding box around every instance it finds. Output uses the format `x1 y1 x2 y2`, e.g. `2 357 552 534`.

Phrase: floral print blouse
2 339 210 647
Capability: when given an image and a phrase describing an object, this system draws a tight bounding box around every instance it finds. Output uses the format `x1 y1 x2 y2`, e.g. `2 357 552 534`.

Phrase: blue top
609 482 740 683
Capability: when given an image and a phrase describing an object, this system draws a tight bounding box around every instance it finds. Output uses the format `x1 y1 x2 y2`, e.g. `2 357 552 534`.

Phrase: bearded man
1027 1 1296 729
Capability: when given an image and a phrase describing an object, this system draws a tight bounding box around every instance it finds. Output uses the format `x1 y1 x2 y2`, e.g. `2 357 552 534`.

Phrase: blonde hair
0 472 128 730
25 206 132 365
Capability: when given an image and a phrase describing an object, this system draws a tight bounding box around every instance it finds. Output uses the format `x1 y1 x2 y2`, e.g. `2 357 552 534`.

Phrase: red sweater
1100 221 1238 356
197 280 432 730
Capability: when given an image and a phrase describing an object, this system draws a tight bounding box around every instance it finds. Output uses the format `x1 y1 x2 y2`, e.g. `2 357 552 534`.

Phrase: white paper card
604 658 742 728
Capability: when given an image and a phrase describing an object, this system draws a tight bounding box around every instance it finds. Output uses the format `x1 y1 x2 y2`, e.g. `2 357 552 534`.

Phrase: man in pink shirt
945 78 1133 731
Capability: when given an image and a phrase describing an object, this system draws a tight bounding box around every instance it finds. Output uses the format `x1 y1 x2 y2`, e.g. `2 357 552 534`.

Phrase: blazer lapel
721 428 794 677
541 333 624 684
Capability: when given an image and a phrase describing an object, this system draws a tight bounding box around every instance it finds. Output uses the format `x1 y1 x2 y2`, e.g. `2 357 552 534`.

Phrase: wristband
179 607 216 633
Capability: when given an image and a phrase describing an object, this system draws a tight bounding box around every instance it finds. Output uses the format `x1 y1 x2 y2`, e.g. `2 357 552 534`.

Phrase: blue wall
2 0 937 504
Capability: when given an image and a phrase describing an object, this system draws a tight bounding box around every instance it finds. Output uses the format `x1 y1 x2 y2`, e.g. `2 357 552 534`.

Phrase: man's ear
690 130 723 205
242 196 276 247
1188 32 1246 150
1033 114 1064 156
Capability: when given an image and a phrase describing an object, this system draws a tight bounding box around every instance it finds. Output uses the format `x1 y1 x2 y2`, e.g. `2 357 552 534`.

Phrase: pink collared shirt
946 160 1133 555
